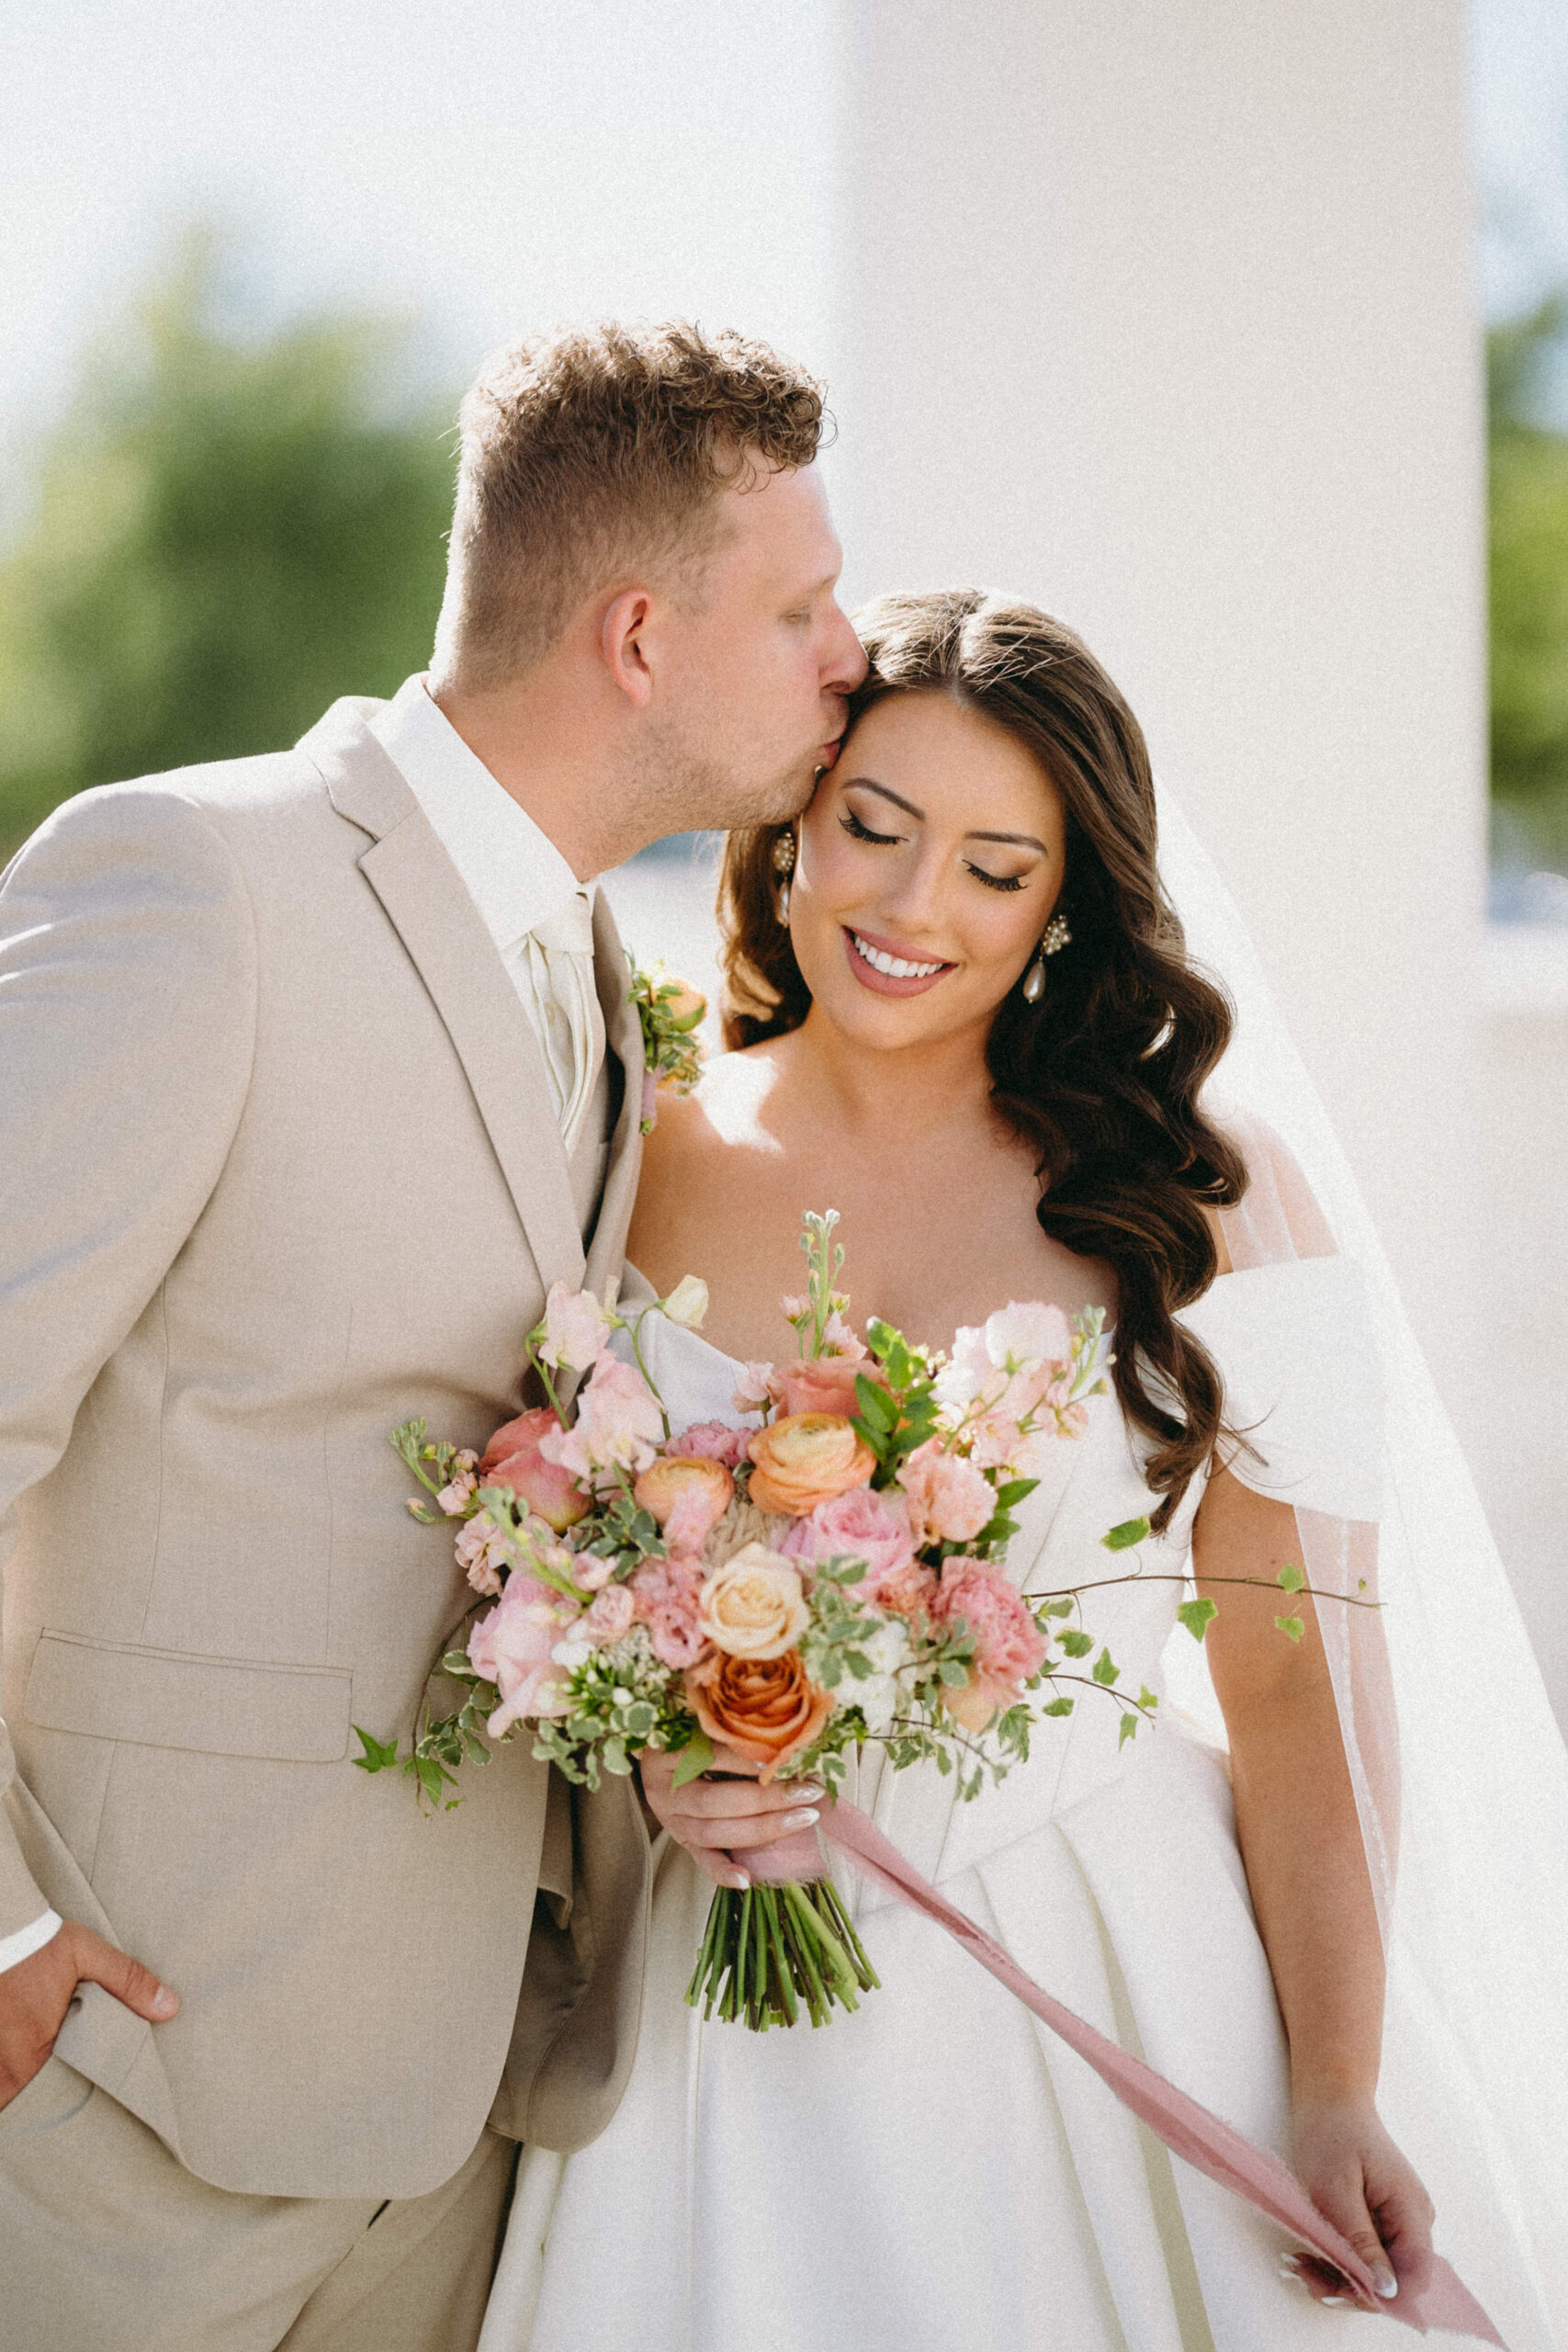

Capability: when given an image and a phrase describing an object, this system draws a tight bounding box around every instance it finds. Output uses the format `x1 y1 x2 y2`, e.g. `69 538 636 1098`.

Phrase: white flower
551 1634 595 1670
661 1274 709 1331
731 1362 774 1415
852 1617 911 1736
539 1282 613 1372
983 1301 1072 1374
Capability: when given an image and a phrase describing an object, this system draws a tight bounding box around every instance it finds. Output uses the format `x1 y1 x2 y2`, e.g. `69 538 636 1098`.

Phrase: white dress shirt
369 673 606 1147
0 678 607 1979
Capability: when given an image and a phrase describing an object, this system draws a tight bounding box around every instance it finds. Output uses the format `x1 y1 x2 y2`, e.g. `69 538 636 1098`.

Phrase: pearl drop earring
773 831 796 924
1021 910 1072 1003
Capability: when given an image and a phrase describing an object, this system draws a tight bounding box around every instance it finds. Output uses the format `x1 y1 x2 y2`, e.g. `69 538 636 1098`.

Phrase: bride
481 592 1565 2351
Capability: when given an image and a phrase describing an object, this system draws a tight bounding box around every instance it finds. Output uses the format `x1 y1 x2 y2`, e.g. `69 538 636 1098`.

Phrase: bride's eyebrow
846 776 1046 855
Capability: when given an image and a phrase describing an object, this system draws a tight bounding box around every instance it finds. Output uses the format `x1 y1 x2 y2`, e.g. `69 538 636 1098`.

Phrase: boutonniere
629 961 706 1133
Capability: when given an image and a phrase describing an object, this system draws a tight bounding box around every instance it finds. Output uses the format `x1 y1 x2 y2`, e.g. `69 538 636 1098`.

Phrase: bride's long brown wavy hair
717 589 1248 1531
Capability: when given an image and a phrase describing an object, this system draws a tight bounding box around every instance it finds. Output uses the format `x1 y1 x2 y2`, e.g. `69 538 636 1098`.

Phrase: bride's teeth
852 933 943 979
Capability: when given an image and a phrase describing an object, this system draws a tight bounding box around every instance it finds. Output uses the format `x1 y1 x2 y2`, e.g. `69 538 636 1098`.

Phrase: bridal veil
1157 780 1568 2331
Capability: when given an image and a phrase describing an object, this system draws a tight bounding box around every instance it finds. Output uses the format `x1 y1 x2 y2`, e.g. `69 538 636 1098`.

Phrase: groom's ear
601 587 658 709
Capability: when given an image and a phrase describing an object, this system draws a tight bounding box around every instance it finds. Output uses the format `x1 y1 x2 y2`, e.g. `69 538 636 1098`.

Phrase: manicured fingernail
796 1783 825 1800
1322 2296 1348 2307
728 1871 750 1890
152 1985 178 2018
1376 2276 1399 2300
781 1808 820 1830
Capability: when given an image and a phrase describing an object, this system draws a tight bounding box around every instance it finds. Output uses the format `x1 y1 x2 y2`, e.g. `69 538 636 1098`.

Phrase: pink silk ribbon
734 1803 1504 2345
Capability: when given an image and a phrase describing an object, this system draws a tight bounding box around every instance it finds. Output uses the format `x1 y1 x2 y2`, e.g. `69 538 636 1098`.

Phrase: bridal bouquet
362 1208 1152 2030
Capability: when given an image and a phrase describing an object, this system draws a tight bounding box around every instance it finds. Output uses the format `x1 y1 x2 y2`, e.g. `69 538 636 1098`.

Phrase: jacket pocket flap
25 1634 352 1763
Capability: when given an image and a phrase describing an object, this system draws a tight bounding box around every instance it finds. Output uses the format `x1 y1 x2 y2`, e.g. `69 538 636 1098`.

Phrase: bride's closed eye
839 808 903 847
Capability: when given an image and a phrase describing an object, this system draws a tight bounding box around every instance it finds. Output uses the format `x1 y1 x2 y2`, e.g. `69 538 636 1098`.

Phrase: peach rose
683 1648 833 1782
697 1544 809 1659
771 1357 885 1419
479 1408 590 1532
634 1454 734 1543
747 1412 877 1516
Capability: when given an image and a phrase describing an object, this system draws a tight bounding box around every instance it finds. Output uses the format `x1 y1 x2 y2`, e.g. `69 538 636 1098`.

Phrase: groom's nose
822 603 869 695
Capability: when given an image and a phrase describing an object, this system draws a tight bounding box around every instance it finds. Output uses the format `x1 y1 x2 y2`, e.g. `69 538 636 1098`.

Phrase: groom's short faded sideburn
430 321 827 690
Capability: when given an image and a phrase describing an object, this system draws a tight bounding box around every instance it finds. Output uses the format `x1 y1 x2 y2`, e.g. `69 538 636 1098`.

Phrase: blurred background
3 1 1564 1718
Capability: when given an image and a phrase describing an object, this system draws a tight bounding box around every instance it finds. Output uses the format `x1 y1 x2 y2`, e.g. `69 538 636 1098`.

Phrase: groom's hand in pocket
0 1922 178 2109
637 1747 825 1892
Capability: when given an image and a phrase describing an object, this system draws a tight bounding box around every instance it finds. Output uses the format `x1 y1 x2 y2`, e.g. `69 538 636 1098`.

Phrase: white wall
826 0 1487 1377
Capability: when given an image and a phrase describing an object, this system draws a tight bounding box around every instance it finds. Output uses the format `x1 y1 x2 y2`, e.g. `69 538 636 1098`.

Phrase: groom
0 321 865 2351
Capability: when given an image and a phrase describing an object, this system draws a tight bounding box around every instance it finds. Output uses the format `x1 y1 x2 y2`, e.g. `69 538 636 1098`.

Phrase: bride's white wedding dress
479 1244 1539 2352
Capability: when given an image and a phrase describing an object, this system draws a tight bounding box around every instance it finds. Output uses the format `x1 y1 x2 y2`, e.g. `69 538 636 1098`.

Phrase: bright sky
0 0 1564 457
0 0 837 441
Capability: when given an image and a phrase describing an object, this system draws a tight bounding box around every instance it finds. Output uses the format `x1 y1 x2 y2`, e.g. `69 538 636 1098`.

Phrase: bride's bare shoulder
637 1046 787 1193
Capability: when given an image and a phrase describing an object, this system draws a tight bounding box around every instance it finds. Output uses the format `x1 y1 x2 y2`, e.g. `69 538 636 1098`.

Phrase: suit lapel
303 700 587 1299
583 890 646 1307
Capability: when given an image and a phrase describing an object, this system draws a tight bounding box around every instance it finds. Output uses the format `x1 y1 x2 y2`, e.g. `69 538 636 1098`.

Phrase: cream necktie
518 893 605 1149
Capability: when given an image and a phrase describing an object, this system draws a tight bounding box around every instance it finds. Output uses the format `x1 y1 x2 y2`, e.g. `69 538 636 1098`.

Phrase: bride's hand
1287 2096 1436 2307
637 1747 825 1890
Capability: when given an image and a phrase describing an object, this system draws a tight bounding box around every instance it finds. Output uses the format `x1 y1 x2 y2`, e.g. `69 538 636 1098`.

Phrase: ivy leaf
351 1724 400 1773
1042 1695 1075 1717
1101 1516 1152 1552
1137 1685 1158 1712
1092 1647 1120 1687
1274 1614 1305 1644
1119 1712 1140 1747
1042 1596 1076 1619
1178 1596 1218 1643
1276 1563 1306 1593
670 1731 716 1790
1058 1627 1095 1658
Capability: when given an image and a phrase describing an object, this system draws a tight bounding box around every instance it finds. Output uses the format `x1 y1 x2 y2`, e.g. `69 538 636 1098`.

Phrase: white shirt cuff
0 1909 62 1974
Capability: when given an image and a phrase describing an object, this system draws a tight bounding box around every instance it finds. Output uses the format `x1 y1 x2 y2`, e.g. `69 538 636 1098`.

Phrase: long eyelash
966 865 1027 893
840 809 901 847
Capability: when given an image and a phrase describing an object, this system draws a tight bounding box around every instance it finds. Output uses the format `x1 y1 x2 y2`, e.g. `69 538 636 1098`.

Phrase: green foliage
1489 296 1568 865
1178 1595 1219 1643
0 233 455 861
1101 1516 1151 1552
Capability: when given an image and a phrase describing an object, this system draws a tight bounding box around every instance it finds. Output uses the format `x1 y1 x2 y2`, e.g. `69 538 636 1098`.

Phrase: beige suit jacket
0 697 650 2199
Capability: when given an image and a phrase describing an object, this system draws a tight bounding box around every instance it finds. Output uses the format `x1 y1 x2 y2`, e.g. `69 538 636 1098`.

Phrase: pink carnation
666 1421 754 1468
468 1574 580 1736
583 1582 636 1642
897 1440 997 1546
877 1560 941 1621
779 1486 916 1598
630 1554 709 1668
932 1560 1047 1727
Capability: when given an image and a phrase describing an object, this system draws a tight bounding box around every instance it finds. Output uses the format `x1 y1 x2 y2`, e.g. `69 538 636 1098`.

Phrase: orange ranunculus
634 1454 733 1539
746 1412 877 1517
683 1648 833 1782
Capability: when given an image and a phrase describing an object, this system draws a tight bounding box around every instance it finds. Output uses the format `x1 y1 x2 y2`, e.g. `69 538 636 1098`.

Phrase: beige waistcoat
0 697 650 2199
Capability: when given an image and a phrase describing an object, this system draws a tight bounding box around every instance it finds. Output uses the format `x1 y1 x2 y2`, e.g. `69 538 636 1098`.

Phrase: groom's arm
0 784 256 2008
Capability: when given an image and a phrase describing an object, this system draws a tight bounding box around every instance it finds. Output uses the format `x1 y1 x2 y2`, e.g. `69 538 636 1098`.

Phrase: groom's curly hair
718 591 1249 1532
431 322 828 685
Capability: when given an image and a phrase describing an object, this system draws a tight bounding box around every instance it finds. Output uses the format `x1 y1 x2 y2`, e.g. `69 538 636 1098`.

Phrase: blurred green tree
1489 295 1568 870
0 238 456 860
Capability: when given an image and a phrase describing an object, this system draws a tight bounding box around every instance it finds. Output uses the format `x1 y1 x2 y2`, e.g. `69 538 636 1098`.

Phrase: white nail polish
1322 2295 1348 2307
1376 2278 1399 2300
782 1808 820 1829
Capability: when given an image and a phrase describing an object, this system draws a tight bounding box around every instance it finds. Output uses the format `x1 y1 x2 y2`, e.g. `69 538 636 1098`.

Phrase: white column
825 0 1485 1371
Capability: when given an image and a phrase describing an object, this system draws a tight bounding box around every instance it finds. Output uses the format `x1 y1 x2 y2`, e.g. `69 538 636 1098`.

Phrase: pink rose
897 1440 997 1547
480 1407 591 1532
932 1560 1047 1730
468 1574 581 1735
771 1357 884 1419
667 1421 755 1468
540 1354 665 1486
779 1486 916 1598
584 1582 636 1642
